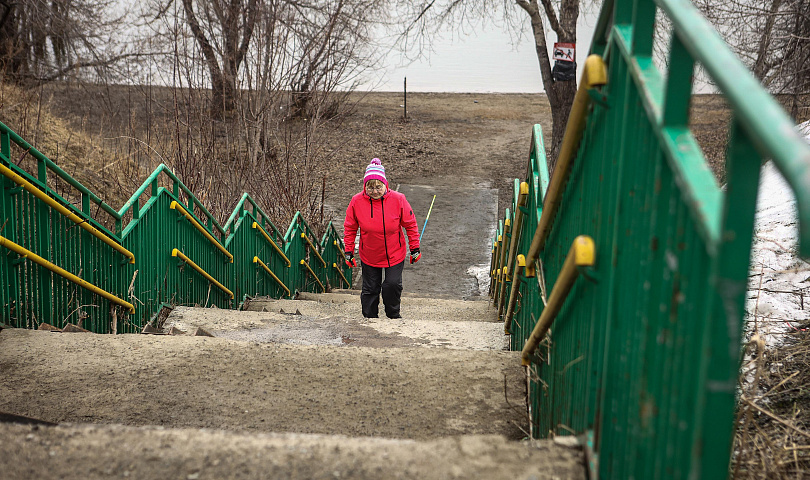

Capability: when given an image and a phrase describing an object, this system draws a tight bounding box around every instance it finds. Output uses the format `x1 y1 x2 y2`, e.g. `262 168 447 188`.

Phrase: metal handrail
0 120 120 220
253 256 291 297
332 239 345 258
491 232 503 300
301 232 327 268
525 56 607 276
223 193 284 241
521 236 595 366
332 262 350 288
0 234 135 314
504 254 526 334
170 201 233 263
299 259 325 292
0 162 135 264
172 248 233 299
498 182 529 319
252 222 291 267
495 216 511 305
658 0 810 256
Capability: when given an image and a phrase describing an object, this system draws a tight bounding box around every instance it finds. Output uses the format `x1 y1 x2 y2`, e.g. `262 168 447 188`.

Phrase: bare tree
399 0 583 169
180 0 259 117
0 0 132 84
695 0 810 119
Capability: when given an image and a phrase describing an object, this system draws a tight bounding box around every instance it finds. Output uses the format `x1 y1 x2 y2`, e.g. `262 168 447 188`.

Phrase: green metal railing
320 221 352 290
0 121 132 333
223 193 292 305
284 212 328 294
491 0 810 478
119 165 234 325
1 124 344 331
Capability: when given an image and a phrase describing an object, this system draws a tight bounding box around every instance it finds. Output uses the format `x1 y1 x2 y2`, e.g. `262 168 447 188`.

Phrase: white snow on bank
745 121 810 346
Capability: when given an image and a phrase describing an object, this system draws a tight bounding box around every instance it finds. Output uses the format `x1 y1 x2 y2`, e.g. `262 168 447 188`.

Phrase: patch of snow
467 264 492 297
745 123 810 347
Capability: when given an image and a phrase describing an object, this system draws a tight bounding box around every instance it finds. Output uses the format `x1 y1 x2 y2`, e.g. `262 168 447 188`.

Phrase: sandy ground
1 424 584 480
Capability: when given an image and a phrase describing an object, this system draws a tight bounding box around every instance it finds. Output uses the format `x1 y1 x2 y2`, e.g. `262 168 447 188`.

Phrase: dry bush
733 328 810 479
0 83 140 226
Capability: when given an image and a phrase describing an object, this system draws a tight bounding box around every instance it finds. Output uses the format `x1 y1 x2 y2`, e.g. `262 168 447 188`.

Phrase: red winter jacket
344 189 420 268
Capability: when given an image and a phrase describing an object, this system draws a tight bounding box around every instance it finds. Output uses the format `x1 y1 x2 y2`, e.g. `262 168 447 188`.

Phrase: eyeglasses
366 184 385 192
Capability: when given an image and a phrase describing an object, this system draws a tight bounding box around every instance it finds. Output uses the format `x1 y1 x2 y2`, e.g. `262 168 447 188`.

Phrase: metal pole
419 195 436 243
404 77 407 120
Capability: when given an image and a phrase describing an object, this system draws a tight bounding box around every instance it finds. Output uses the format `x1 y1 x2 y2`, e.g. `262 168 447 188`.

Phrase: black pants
361 261 404 318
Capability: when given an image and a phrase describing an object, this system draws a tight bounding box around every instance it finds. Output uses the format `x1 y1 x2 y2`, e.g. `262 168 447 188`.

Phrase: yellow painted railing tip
519 182 529 195
573 235 596 266
253 256 259 262
171 248 179 256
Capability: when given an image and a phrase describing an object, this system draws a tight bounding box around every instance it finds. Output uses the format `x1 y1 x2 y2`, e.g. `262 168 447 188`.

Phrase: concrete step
0 422 586 479
0 329 524 440
161 291 505 351
249 291 497 321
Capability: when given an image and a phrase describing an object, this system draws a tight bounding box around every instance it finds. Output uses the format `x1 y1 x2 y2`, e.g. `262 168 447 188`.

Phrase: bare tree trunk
518 0 579 172
181 0 258 118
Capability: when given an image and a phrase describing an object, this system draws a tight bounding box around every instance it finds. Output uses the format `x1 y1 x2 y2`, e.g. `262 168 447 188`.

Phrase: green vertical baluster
697 118 761 479
37 160 51 325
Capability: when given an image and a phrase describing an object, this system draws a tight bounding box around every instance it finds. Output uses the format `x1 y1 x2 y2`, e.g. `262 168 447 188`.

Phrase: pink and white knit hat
364 158 388 186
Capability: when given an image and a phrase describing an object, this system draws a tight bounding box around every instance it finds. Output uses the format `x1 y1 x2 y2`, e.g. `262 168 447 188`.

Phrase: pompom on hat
363 158 388 187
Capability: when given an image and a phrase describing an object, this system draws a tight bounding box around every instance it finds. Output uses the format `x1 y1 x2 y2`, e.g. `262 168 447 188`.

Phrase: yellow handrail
333 239 346 258
0 234 135 314
491 233 503 301
252 222 291 267
172 248 234 299
495 219 511 305
253 256 291 297
300 259 325 292
504 254 526 334
170 201 233 263
521 236 595 366
332 262 350 288
0 163 135 264
525 55 607 277
498 182 529 318
301 232 327 268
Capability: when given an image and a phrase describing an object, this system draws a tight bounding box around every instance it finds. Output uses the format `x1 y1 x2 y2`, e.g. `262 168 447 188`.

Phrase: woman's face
365 180 386 199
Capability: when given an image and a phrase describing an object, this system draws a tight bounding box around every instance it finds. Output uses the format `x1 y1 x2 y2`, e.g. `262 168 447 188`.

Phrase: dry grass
0 84 140 217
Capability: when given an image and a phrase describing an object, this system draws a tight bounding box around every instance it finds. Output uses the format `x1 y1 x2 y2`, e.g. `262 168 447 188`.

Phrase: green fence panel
120 166 234 325
224 193 292 304
509 125 548 353
494 0 810 477
0 121 132 333
284 212 329 294
320 221 352 290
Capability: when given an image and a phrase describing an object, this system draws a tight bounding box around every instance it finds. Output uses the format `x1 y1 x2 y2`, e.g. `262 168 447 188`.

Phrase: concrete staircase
0 291 586 479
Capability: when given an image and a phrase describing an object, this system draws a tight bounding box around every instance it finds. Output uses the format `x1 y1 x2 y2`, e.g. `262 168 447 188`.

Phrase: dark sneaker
387 314 402 319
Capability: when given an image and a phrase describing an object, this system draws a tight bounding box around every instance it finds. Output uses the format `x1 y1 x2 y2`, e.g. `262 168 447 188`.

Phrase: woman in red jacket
344 158 421 319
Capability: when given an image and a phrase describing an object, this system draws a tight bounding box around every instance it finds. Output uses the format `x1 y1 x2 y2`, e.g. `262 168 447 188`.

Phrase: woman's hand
344 252 356 268
409 248 421 264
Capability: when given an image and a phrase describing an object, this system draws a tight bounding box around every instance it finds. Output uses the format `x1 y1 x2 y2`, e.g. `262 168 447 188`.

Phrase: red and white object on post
553 43 576 62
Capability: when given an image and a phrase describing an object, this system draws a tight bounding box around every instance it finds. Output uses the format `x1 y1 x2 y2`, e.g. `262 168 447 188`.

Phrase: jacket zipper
381 196 390 267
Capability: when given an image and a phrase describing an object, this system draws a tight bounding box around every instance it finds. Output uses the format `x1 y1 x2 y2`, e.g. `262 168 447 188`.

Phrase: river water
370 12 599 93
